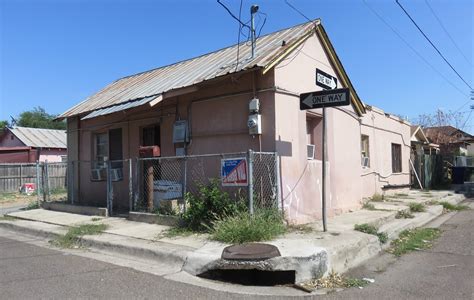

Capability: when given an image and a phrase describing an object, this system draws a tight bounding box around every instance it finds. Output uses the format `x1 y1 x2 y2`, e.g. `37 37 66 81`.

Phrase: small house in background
410 125 439 155
0 127 67 163
424 126 473 156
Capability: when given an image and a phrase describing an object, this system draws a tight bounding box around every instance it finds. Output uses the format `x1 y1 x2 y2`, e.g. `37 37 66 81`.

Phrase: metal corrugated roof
10 127 67 149
60 21 316 118
81 95 159 120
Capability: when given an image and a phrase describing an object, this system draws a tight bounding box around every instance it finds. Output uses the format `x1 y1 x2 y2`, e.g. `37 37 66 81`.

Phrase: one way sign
300 88 350 110
316 69 337 90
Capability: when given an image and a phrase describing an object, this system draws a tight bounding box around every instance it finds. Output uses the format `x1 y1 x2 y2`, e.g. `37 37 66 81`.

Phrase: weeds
394 193 409 197
300 272 369 291
0 215 16 221
409 202 425 213
91 217 102 222
438 201 469 211
362 202 376 210
288 224 314 234
395 210 415 219
25 201 40 210
354 223 388 244
211 209 286 244
159 226 195 239
371 193 384 202
388 228 441 256
51 223 107 248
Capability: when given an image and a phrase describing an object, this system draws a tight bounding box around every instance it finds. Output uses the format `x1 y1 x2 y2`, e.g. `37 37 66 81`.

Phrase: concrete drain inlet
198 243 296 286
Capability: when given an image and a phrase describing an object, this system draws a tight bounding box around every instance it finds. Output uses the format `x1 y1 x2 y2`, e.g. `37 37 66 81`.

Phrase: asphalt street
325 204 474 300
0 204 472 299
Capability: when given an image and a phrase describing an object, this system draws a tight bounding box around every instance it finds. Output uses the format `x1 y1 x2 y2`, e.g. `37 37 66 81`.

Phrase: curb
1 192 465 285
0 220 191 269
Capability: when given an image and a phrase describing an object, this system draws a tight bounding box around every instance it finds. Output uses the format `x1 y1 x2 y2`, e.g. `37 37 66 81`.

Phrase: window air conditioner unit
307 144 315 160
362 156 370 167
110 168 123 182
91 169 104 181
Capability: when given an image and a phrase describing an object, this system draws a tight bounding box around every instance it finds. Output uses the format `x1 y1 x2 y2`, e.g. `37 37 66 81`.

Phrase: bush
409 202 425 213
211 209 286 243
181 179 246 232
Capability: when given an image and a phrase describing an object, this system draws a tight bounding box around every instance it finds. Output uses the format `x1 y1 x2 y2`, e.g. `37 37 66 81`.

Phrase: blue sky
1 0 472 132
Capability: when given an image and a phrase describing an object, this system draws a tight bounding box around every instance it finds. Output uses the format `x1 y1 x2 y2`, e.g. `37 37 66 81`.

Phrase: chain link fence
134 151 280 214
11 151 281 216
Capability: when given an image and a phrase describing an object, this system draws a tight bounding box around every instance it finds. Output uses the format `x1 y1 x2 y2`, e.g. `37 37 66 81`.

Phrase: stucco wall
360 107 411 198
273 32 365 223
71 70 275 210
273 32 410 223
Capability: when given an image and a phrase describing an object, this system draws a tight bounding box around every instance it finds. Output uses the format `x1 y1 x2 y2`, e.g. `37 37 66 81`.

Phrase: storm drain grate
199 269 295 286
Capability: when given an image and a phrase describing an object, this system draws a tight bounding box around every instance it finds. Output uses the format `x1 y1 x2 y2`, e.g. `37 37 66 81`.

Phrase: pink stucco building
60 20 411 224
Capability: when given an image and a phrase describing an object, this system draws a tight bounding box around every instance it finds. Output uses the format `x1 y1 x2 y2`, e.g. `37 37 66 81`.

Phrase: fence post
36 161 41 205
44 160 50 202
274 152 282 211
19 164 23 188
134 157 139 210
129 159 133 212
183 156 187 213
106 160 113 217
70 161 75 205
247 149 254 215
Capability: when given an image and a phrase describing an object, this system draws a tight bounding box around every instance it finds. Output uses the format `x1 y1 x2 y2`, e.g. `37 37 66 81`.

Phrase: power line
396 0 473 90
424 0 473 67
284 0 316 25
362 0 469 98
217 0 251 30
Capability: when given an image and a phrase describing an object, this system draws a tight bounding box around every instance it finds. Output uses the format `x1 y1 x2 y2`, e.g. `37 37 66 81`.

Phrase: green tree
0 120 8 129
17 107 66 130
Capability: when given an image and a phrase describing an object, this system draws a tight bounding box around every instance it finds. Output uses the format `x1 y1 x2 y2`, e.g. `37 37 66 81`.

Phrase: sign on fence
221 158 248 186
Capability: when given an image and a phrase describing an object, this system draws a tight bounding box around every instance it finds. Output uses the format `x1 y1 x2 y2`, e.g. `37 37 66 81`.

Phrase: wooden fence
0 162 67 193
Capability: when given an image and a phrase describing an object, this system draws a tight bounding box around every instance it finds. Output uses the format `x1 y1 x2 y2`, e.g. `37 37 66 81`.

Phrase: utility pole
250 5 259 59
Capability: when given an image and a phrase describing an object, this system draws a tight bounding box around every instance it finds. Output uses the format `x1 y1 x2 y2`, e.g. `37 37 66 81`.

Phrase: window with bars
391 143 402 173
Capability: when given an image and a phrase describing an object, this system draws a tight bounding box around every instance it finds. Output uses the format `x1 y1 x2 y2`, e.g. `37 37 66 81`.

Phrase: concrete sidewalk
0 190 466 284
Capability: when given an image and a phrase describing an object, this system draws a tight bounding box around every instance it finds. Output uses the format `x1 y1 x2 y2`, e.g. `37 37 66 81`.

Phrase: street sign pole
299 86 350 233
322 107 327 232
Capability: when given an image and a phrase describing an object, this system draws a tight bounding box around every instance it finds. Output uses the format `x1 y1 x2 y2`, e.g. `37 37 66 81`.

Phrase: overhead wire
362 0 469 98
217 0 251 30
424 0 473 67
396 0 473 90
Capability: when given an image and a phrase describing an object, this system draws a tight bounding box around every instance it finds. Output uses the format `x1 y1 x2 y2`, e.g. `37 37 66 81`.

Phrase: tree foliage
412 109 465 129
16 107 66 130
0 120 8 130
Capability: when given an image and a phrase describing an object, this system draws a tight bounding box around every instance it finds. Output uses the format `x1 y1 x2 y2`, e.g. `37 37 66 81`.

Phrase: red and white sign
221 158 248 186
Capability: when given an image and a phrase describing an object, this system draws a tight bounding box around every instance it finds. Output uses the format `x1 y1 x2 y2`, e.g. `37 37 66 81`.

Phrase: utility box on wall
248 114 262 135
